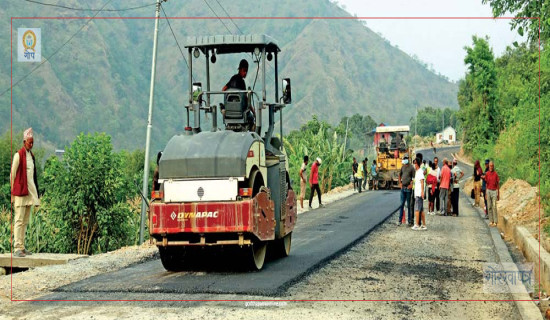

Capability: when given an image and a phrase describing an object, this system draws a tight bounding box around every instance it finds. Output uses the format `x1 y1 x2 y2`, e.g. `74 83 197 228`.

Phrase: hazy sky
337 0 526 81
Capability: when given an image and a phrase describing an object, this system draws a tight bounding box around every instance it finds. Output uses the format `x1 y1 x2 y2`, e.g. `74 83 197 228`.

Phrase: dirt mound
326 183 353 195
499 179 538 223
466 176 548 252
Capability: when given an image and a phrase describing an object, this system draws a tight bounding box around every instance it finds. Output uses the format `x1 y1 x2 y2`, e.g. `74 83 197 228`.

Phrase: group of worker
398 154 466 230
397 154 501 230
351 157 380 192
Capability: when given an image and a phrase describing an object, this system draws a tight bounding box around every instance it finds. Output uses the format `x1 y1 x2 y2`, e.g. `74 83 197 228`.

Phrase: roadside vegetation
0 131 151 254
460 0 549 236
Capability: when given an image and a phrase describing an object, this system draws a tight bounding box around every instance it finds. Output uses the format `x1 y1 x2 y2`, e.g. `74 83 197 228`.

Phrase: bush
38 133 140 254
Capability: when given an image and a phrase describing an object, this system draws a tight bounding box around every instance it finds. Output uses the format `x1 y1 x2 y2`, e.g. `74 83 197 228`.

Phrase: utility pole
342 117 349 161
140 0 162 244
415 105 417 151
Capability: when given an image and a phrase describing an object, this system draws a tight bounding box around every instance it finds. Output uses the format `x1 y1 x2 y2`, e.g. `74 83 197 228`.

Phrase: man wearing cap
223 59 248 91
309 157 324 209
10 128 40 257
221 59 255 130
398 154 415 226
450 159 464 217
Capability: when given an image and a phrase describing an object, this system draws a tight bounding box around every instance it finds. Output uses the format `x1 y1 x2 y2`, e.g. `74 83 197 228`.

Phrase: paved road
49 190 400 297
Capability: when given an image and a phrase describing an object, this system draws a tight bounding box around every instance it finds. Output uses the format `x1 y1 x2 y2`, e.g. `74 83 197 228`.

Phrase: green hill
1 0 457 154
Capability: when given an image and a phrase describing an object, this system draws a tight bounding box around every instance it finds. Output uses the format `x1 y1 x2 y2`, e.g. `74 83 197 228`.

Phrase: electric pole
342 117 349 161
140 0 162 244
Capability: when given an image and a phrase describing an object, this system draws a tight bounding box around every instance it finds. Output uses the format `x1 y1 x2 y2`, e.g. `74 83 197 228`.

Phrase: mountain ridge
1 0 457 154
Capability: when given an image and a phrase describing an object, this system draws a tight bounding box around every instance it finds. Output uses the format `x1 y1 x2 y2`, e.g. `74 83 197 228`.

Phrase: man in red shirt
485 161 500 226
309 157 324 209
439 158 451 216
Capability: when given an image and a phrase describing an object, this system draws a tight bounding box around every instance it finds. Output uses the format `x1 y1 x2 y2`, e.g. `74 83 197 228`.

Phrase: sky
337 0 527 82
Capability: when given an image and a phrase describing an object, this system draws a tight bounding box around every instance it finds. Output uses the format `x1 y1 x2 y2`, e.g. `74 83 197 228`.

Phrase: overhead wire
0 0 115 98
212 0 243 35
160 3 194 82
201 0 234 35
208 0 279 85
23 0 157 12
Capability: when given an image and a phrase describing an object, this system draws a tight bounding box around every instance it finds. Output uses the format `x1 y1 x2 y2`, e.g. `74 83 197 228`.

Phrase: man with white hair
308 157 324 209
10 128 40 257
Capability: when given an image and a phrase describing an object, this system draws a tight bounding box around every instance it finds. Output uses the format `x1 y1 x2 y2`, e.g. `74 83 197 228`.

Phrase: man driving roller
221 59 256 131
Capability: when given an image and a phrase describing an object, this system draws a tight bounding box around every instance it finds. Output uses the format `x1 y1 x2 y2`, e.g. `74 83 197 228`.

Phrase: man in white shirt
412 158 426 231
10 128 41 257
450 159 464 216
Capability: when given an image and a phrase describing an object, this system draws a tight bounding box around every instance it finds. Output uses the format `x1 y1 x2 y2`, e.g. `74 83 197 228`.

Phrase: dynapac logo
176 211 219 221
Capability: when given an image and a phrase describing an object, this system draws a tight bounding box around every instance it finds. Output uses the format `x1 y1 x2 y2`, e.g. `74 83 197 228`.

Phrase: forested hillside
458 0 549 229
1 0 457 153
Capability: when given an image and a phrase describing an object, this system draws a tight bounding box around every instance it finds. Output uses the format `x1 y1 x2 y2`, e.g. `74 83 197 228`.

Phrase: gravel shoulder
1 189 526 319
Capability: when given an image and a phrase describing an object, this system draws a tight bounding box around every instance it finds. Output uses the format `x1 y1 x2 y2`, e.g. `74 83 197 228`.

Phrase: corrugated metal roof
375 125 410 133
185 34 280 54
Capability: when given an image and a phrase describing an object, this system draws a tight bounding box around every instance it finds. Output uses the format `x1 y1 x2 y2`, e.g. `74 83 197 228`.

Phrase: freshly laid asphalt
50 190 400 297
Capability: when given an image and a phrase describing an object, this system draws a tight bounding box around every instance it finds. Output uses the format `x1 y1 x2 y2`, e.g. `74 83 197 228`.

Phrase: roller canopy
185 34 280 54
160 131 262 179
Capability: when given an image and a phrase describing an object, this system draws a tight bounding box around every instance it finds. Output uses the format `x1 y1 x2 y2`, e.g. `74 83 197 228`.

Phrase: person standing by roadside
450 159 464 217
447 161 453 215
371 160 378 190
309 157 324 209
473 160 483 207
481 159 490 218
485 161 500 227
299 155 309 209
355 159 364 193
426 162 438 215
398 155 414 226
352 157 358 191
362 158 368 191
421 160 428 200
439 158 451 216
410 152 424 224
433 157 441 212
10 128 41 257
411 158 426 230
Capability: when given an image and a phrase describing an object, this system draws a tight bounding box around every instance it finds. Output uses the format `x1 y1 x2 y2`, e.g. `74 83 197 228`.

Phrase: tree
458 36 499 154
285 116 353 195
409 107 459 137
41 133 136 254
483 0 549 42
338 113 377 154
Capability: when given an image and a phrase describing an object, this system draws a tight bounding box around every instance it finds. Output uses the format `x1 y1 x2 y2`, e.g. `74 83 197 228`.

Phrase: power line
160 3 194 82
23 0 157 12
212 0 244 34
0 0 115 99
201 0 234 35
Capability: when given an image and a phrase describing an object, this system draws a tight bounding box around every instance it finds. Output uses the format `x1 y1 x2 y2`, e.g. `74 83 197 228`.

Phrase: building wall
436 127 456 143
